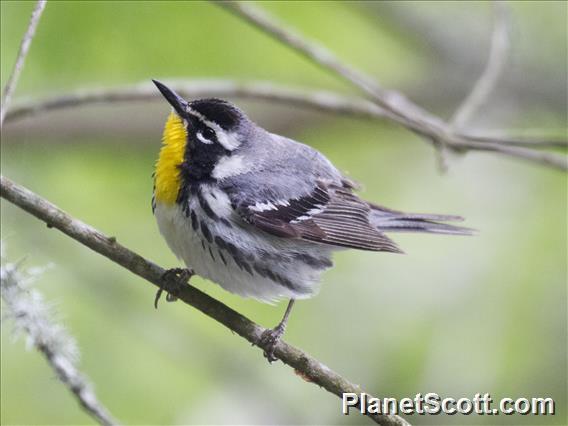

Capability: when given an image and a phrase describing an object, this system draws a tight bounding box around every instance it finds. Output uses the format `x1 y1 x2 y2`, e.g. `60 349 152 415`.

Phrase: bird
151 79 473 361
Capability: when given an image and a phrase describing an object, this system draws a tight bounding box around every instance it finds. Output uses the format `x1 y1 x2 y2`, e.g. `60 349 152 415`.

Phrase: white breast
153 192 333 302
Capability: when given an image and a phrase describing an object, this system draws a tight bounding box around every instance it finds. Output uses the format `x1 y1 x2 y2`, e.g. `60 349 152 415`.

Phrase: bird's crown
188 98 244 131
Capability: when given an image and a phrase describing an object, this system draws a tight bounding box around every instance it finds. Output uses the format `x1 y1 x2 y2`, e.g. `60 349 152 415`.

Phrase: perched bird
151 80 472 361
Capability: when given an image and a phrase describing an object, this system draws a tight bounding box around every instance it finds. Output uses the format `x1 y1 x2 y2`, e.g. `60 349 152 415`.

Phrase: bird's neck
154 112 187 205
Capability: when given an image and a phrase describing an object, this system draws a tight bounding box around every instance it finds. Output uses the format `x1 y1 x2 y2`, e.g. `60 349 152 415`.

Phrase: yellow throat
154 112 187 205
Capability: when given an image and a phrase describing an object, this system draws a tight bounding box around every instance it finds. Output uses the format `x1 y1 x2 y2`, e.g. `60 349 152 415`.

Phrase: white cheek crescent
212 155 249 180
196 132 214 144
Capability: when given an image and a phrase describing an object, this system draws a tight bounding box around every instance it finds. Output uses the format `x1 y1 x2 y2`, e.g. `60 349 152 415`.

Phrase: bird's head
152 80 253 204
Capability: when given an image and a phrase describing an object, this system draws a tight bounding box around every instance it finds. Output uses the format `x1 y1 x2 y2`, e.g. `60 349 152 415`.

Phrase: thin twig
464 134 568 149
1 3 116 423
216 2 567 171
3 81 566 170
448 139 567 169
0 175 410 426
0 0 47 128
451 2 510 129
1 257 118 426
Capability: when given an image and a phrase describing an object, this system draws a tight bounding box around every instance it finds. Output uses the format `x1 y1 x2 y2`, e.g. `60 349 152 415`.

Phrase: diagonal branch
0 174 410 426
216 2 567 171
217 1 437 133
451 1 510 129
0 0 47 128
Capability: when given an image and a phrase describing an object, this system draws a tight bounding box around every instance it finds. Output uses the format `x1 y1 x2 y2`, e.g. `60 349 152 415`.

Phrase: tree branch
0 174 410 426
4 81 566 169
217 1 432 131
1 254 118 426
0 0 46 128
3 80 386 123
451 2 510 129
216 2 567 171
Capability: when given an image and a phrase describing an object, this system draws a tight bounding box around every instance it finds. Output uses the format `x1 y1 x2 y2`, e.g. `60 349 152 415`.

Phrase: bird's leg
154 267 194 309
260 299 296 363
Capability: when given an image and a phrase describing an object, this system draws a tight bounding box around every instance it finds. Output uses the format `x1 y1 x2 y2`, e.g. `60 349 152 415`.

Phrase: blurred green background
1 1 566 425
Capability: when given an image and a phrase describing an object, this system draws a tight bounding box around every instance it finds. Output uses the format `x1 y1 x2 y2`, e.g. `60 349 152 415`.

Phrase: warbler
151 80 472 360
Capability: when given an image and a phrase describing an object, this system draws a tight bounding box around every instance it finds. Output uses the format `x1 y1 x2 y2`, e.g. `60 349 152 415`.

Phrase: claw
154 287 164 309
154 268 193 309
260 323 286 363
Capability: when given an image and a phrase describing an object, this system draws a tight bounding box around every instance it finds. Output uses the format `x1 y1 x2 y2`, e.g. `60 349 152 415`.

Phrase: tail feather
369 203 476 236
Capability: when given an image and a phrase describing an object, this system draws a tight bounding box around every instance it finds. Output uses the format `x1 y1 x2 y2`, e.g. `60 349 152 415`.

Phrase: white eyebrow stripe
186 106 241 151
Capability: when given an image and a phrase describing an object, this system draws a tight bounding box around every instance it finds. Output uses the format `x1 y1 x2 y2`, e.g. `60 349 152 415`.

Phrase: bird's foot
154 268 194 309
259 323 286 363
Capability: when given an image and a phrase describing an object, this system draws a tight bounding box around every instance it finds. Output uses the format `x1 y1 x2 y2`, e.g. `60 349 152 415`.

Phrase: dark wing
235 181 403 253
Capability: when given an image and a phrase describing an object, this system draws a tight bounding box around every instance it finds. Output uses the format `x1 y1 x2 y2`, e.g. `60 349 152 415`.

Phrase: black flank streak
231 255 244 271
241 261 254 276
293 253 333 269
278 276 297 290
214 236 254 276
266 270 277 282
253 264 298 291
208 246 216 262
253 264 268 278
214 236 227 250
200 221 213 243
244 252 256 262
229 249 253 275
225 241 239 257
197 190 217 220
190 210 198 231
183 204 190 218
212 235 254 275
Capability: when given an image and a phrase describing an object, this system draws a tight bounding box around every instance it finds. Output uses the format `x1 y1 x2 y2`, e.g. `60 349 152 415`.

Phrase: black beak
152 79 188 117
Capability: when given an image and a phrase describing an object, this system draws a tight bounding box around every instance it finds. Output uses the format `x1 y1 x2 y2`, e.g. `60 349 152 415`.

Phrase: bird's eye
196 127 216 145
202 127 216 140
